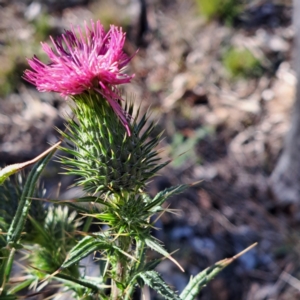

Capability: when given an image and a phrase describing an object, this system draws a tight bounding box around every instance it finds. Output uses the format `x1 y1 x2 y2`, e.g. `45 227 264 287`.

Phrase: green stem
124 285 135 300
111 276 120 300
111 235 131 300
124 239 145 300
112 255 126 299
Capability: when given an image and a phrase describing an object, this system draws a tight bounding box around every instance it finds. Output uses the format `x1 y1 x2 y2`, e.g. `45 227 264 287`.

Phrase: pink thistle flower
24 20 135 135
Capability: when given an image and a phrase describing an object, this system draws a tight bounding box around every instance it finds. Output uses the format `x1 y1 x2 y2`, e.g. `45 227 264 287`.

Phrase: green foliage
180 243 257 299
53 272 107 297
57 183 190 298
28 206 80 278
0 178 21 235
59 93 168 195
6 151 55 244
222 47 262 78
144 237 183 272
195 0 242 24
79 185 189 247
0 151 56 296
6 277 36 295
0 291 17 300
0 174 45 286
139 271 181 300
7 206 103 300
0 174 45 237
144 184 189 212
180 260 229 299
60 234 111 270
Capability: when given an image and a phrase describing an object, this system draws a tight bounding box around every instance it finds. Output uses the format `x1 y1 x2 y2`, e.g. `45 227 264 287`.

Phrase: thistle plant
0 20 256 300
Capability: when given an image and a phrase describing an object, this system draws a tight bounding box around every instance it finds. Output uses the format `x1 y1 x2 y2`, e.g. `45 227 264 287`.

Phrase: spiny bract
59 93 168 195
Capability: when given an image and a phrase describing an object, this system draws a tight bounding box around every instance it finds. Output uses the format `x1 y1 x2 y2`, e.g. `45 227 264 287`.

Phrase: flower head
24 20 135 135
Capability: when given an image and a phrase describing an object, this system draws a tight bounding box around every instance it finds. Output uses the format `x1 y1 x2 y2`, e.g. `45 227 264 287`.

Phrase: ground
0 0 299 299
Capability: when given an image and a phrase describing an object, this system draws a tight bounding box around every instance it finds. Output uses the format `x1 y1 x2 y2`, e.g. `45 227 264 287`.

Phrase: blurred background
0 0 299 299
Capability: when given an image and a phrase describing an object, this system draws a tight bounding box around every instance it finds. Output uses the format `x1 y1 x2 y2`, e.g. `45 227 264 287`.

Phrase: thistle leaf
0 174 46 238
7 278 35 295
144 238 184 272
61 235 111 269
1 147 57 289
35 196 112 212
6 148 57 244
180 243 258 300
138 271 181 300
54 273 108 291
145 184 189 212
142 259 163 272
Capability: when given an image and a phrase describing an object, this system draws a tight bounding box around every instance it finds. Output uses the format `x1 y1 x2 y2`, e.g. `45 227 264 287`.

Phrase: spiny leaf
34 196 112 208
92 213 117 222
6 148 58 244
0 173 45 240
142 259 163 272
61 235 112 269
144 238 184 272
180 243 258 300
138 271 181 300
7 278 35 295
1 147 58 290
54 273 108 291
0 247 16 294
145 184 189 212
27 215 49 242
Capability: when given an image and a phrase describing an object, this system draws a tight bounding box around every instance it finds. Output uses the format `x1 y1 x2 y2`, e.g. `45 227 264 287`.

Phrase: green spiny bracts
59 92 168 195
93 192 154 234
91 185 190 238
